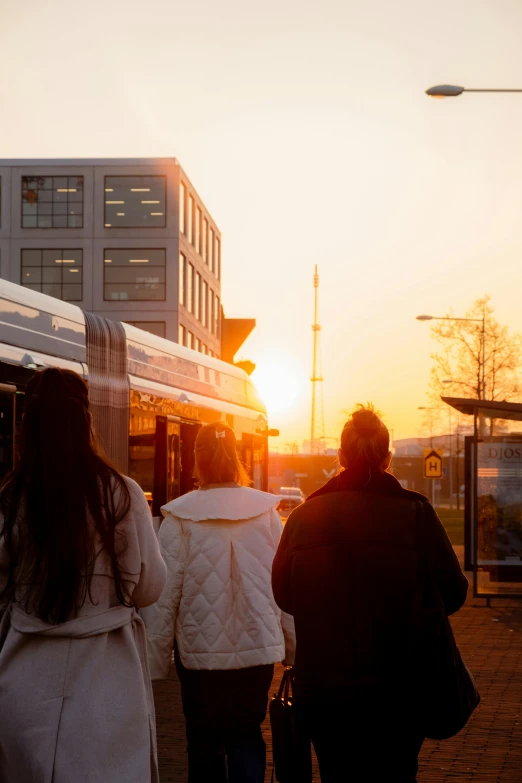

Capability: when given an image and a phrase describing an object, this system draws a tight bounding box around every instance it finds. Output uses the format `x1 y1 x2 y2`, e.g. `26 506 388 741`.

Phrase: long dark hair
0 368 132 624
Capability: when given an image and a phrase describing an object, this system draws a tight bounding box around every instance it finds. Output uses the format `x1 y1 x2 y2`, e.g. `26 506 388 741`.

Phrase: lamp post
442 379 452 509
426 85 522 98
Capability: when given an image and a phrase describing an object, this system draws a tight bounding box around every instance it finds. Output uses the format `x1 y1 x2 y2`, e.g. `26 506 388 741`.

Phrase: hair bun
351 408 381 437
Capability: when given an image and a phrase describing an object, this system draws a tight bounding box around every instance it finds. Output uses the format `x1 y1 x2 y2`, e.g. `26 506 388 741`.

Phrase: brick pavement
154 562 522 782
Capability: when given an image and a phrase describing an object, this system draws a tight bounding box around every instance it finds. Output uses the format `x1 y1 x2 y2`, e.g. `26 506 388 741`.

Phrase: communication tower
310 265 324 454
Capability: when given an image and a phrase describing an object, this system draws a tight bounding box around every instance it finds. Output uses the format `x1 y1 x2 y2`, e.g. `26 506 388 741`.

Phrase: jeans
175 647 274 783
296 695 424 783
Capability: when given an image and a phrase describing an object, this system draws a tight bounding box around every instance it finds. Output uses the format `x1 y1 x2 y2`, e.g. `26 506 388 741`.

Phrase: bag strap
276 666 293 702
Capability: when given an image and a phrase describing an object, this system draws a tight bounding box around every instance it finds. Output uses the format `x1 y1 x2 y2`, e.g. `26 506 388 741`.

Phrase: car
279 486 306 502
277 487 305 518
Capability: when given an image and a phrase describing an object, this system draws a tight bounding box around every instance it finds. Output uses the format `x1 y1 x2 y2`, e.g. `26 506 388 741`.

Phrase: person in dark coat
272 405 468 783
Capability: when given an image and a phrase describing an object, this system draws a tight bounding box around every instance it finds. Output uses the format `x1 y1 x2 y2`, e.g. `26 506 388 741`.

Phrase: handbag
409 502 480 740
269 667 312 783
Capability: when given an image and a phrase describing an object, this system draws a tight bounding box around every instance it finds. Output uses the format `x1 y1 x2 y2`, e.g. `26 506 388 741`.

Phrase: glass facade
21 248 82 301
22 176 84 229
179 182 186 234
104 248 166 301
179 252 186 306
125 321 166 338
104 176 166 228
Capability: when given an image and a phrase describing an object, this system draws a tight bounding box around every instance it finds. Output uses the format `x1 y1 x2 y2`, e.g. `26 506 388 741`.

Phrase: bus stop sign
424 449 443 479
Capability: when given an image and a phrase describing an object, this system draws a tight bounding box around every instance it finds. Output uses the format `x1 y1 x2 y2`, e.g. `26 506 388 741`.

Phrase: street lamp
416 314 486 400
426 85 522 98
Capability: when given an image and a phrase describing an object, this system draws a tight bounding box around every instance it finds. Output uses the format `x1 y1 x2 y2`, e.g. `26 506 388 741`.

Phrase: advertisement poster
477 440 522 566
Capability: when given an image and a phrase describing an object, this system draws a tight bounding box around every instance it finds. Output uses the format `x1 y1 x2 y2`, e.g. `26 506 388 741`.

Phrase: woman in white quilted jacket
144 421 295 783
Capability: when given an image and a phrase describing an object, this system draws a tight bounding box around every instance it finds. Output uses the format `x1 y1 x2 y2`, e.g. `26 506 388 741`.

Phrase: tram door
0 385 18 481
152 416 180 517
180 421 201 496
241 434 266 490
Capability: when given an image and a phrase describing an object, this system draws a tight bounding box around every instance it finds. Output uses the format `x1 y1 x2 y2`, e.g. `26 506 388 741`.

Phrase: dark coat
271 468 468 704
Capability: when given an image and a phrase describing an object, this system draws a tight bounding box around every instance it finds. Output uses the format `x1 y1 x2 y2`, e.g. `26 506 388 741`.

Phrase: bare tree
428 296 522 435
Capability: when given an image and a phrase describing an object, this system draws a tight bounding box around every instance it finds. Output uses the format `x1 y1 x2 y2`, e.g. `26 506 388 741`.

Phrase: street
153 550 522 782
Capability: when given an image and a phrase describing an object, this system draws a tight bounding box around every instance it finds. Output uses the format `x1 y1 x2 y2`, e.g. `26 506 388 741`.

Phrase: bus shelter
442 396 522 601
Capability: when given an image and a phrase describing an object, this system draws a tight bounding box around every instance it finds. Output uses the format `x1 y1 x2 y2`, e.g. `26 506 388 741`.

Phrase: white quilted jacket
143 486 296 677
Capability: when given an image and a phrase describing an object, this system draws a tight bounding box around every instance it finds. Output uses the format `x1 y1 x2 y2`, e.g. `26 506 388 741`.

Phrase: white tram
0 280 271 523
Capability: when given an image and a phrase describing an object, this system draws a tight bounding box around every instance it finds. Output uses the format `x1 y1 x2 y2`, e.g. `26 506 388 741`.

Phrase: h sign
423 449 443 479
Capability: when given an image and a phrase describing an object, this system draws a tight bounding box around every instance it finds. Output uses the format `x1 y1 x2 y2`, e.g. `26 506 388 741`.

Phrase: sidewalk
154 563 522 782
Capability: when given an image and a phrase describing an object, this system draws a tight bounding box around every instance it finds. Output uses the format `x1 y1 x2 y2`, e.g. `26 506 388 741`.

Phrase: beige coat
0 476 167 783
143 487 296 677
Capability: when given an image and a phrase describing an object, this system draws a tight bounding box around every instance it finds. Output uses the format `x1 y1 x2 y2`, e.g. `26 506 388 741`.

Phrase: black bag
409 502 480 740
269 667 312 783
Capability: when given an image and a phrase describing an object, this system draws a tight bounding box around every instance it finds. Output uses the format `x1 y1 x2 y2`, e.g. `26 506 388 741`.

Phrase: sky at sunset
2 0 522 450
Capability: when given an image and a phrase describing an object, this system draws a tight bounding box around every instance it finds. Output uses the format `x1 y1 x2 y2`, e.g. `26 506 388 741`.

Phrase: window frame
179 252 186 307
124 321 166 339
179 182 186 234
103 248 167 302
21 175 84 230
104 175 167 229
20 248 83 301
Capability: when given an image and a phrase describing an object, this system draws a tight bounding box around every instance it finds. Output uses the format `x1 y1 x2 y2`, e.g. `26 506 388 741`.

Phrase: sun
252 361 301 417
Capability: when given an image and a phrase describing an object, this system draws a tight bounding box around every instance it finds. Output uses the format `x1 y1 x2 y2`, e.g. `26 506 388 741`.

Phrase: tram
0 279 272 526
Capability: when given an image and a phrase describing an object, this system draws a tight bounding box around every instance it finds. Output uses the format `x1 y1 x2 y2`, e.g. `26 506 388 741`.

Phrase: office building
0 158 221 356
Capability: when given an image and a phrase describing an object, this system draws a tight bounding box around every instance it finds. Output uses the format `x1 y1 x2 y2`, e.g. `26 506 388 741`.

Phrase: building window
104 176 166 228
202 219 208 264
22 176 84 229
188 331 194 349
209 227 214 273
202 281 208 328
210 290 215 335
125 321 166 339
216 295 220 336
195 272 201 320
187 262 194 313
196 338 201 352
179 182 186 234
179 252 186 306
195 207 201 254
215 236 221 280
179 324 186 346
104 248 166 301
208 349 213 358
188 196 194 244
21 248 82 301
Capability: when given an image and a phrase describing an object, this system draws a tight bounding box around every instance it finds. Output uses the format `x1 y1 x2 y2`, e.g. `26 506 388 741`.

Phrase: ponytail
194 423 252 487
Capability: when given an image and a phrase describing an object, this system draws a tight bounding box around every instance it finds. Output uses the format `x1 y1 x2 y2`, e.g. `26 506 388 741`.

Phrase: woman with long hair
0 368 166 782
272 405 468 783
144 422 295 783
